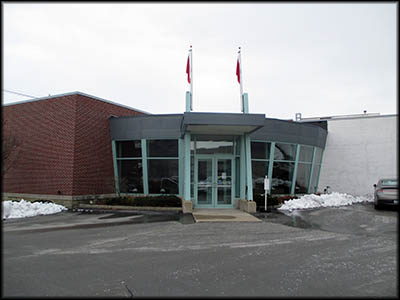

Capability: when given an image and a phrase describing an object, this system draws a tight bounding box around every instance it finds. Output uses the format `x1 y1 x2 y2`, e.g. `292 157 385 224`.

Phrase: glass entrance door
195 155 234 208
197 158 213 206
216 158 232 206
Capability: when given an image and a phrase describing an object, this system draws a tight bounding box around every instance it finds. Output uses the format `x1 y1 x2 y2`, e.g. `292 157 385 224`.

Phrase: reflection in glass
147 140 178 157
197 159 213 205
235 137 241 155
116 141 142 158
196 141 233 154
190 156 194 198
251 142 271 159
274 143 296 161
299 145 313 162
217 159 232 205
309 164 321 193
148 159 178 194
271 162 294 194
235 157 240 198
190 141 195 155
252 161 269 196
198 187 213 205
295 163 312 194
118 160 143 193
217 188 231 205
313 148 323 165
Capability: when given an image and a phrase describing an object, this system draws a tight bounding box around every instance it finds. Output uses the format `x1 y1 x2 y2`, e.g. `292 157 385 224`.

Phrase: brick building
3 91 331 212
2 90 397 211
2 92 146 207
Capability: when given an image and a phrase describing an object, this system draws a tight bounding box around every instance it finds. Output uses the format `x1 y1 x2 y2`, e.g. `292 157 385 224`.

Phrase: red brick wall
2 95 77 195
72 95 143 195
2 93 144 196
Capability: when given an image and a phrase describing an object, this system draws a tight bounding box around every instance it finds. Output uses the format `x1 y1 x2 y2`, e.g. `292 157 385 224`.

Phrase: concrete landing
192 209 262 223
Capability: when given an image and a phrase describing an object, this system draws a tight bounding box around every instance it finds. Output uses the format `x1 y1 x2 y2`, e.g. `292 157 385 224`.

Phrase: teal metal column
244 133 253 201
184 132 191 201
242 93 249 113
290 144 300 195
186 92 191 112
240 135 246 199
178 138 184 197
111 140 120 195
267 142 275 192
141 139 149 195
307 147 317 194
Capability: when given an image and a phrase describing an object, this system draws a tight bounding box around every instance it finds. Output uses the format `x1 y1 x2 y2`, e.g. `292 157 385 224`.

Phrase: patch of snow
2 199 68 220
278 192 374 211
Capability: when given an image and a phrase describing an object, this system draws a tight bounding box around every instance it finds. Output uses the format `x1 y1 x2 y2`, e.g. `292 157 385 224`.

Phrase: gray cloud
3 3 397 119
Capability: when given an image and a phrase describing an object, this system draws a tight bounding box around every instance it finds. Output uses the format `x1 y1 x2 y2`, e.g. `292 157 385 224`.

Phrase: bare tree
2 119 21 176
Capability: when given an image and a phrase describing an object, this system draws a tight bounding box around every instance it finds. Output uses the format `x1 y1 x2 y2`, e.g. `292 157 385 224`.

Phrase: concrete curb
192 209 262 223
78 204 182 212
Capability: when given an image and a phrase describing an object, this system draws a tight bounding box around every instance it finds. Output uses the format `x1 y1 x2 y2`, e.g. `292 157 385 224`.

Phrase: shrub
96 195 181 207
253 193 298 209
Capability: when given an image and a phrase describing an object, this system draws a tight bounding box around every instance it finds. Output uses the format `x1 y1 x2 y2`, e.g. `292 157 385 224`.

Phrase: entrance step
192 209 261 223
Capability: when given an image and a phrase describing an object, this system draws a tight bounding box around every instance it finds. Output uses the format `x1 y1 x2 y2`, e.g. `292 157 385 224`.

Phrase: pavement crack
122 281 135 298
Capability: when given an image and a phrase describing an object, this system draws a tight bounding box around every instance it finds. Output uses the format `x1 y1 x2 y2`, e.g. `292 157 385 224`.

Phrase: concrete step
192 209 261 222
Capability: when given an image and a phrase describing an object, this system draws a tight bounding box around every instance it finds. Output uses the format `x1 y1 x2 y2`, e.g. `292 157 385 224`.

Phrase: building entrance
194 154 235 208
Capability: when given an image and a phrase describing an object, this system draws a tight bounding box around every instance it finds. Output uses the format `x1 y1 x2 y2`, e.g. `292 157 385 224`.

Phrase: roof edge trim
2 91 150 114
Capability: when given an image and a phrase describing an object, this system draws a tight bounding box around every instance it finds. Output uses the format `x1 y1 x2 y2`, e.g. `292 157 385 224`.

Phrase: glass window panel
274 143 296 161
190 141 195 155
198 187 213 205
298 145 313 163
294 163 312 194
271 162 295 194
116 141 142 158
251 142 271 159
198 160 213 184
381 179 397 187
190 156 194 198
252 161 269 196
217 187 231 205
148 159 179 194
235 137 240 155
310 164 321 194
118 160 143 193
235 157 240 198
147 140 178 157
195 140 233 154
217 159 232 183
217 159 232 205
314 148 323 165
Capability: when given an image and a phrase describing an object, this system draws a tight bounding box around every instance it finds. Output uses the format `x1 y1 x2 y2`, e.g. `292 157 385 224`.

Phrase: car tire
374 203 381 210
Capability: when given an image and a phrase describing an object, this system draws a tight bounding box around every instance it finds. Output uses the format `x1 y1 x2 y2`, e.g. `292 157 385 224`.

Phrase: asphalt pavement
2 203 398 297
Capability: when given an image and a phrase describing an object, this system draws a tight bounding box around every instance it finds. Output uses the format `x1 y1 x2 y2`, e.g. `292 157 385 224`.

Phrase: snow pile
2 199 67 220
278 192 373 211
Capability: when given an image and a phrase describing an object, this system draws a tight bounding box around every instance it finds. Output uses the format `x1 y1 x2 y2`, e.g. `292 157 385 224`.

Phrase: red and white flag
186 55 191 84
236 58 241 84
186 45 193 111
237 47 244 112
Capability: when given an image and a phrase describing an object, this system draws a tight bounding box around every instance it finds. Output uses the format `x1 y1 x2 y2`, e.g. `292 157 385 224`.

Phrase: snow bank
2 199 68 220
278 192 373 211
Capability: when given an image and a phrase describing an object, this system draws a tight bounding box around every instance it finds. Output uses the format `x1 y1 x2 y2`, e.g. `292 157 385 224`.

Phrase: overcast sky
3 3 397 119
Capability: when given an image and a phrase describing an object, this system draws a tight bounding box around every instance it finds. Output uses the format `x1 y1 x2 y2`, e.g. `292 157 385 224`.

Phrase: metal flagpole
238 47 244 112
189 45 193 111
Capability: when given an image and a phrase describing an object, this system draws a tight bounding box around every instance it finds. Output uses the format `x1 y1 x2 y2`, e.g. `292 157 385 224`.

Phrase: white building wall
318 115 397 196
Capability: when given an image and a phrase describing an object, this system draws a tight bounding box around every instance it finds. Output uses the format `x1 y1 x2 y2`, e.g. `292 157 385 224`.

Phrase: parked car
373 178 398 209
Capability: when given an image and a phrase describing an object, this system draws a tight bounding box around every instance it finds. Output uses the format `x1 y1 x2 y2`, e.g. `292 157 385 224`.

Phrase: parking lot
3 203 398 297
